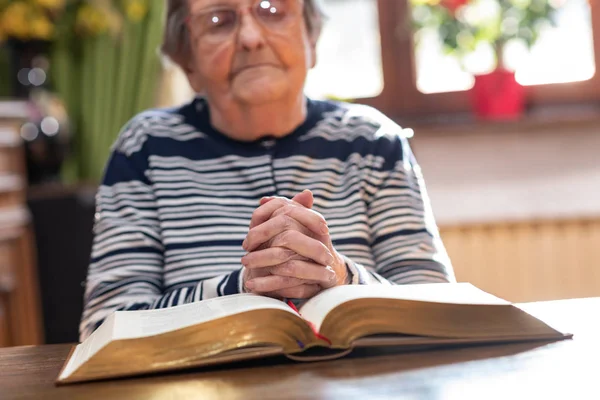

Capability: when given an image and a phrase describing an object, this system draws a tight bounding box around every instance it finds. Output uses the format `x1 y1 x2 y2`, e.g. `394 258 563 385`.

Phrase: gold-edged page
58 294 304 381
113 293 298 340
299 283 510 332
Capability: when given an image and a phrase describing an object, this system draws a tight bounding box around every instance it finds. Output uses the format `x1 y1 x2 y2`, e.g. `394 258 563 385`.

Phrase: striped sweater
80 96 455 341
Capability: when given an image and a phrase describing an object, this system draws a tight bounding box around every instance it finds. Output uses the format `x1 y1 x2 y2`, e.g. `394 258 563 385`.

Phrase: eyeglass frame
185 0 305 44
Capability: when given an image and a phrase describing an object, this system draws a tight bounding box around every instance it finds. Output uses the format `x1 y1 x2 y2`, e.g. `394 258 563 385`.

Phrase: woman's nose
236 13 266 51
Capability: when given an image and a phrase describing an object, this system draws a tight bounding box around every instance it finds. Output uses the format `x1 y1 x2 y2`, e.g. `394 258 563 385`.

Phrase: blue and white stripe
79 97 455 341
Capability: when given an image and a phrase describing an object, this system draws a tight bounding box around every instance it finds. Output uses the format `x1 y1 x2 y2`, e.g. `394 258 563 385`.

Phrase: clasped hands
241 190 349 299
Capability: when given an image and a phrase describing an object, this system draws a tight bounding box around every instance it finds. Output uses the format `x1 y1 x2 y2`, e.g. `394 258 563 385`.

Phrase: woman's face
185 0 317 106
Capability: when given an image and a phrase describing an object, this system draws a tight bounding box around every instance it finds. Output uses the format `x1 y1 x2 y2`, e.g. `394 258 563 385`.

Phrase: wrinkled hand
241 190 348 299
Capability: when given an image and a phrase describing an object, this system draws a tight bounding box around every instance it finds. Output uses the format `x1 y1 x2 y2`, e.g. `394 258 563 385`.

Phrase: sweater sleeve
339 133 455 286
79 122 244 342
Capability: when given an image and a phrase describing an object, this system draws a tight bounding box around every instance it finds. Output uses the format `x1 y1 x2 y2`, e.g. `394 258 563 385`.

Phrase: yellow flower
76 4 110 35
76 1 124 37
30 15 54 40
123 0 148 22
1 1 32 40
33 0 66 10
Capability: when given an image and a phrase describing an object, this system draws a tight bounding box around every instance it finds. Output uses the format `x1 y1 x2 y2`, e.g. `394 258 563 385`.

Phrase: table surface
1 297 599 400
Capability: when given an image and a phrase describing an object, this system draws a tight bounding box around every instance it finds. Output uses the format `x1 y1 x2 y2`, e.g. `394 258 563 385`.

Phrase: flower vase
470 68 525 121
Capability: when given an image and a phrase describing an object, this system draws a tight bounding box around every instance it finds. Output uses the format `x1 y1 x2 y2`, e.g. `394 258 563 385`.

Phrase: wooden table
1 298 599 400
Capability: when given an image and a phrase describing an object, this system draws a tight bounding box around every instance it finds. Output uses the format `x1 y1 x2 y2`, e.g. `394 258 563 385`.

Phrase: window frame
358 0 600 119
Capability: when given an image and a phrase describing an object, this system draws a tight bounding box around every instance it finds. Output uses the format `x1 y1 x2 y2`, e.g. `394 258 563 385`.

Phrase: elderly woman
80 0 455 341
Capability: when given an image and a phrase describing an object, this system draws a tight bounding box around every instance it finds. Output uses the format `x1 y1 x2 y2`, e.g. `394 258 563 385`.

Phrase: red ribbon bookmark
286 299 301 314
286 299 332 346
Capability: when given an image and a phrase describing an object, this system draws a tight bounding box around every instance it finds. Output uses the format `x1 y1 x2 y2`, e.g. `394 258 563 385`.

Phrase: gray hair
161 0 325 67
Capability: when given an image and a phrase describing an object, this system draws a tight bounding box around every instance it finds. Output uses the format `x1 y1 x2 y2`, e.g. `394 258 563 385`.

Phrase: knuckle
280 214 295 230
277 247 296 262
283 214 298 229
256 227 270 243
277 260 296 276
250 208 262 221
284 259 299 271
272 198 289 209
274 205 296 221
280 276 294 286
245 230 256 244
272 205 289 218
282 204 297 214
277 230 295 247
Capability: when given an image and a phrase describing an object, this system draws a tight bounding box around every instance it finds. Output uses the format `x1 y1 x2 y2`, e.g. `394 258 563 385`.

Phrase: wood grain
0 297 598 400
0 122 44 348
0 298 9 346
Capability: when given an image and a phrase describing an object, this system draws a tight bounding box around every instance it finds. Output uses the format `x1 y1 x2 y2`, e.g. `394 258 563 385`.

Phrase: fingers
243 190 331 300
242 232 334 268
249 198 293 230
268 284 322 299
243 209 328 252
292 190 314 208
250 190 314 230
271 205 328 237
243 214 308 253
244 274 307 292
246 275 322 299
242 262 271 284
269 259 338 288
242 247 297 268
259 190 313 208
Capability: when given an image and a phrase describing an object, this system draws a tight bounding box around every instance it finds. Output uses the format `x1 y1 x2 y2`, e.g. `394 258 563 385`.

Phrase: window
304 0 383 100
414 0 596 94
355 0 600 118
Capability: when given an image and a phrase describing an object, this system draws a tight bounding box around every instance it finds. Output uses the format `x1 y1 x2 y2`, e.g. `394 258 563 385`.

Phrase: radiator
439 217 600 303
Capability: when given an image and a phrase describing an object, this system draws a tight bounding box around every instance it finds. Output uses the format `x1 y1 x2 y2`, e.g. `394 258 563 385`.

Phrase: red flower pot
441 0 469 14
471 68 525 121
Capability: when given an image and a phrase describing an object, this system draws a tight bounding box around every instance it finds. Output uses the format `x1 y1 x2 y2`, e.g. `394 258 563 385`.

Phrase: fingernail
245 280 255 289
242 239 248 250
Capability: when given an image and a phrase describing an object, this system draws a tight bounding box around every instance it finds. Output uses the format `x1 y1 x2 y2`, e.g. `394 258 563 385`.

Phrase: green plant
55 1 165 183
1 1 165 183
409 0 565 68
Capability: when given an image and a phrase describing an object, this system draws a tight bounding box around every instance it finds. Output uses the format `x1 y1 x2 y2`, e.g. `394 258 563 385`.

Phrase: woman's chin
231 78 288 105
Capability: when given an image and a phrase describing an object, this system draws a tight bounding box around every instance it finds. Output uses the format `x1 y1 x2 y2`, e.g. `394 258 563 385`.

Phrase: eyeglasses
187 0 303 43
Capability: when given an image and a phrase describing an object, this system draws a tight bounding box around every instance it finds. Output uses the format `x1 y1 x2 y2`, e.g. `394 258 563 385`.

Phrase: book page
113 293 297 340
58 313 116 380
300 283 510 332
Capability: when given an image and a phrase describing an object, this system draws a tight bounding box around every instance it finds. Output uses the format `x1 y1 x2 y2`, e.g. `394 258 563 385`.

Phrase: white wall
412 125 600 225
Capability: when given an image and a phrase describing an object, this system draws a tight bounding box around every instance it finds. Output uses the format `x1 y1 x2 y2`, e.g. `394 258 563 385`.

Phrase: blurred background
0 0 598 348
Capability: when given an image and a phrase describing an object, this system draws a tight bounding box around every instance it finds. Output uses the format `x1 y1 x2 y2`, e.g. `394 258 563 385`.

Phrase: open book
57 283 570 384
